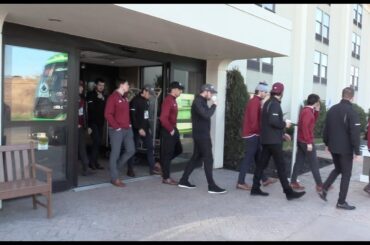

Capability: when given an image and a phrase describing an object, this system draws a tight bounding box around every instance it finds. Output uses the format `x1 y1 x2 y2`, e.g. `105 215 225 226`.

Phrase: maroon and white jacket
242 95 262 138
297 106 319 144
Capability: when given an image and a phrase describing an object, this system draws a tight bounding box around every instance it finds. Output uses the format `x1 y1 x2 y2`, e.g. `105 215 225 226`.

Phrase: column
206 59 231 168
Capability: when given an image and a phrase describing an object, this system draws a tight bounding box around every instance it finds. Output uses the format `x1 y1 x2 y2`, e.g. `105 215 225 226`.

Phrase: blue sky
4 45 67 77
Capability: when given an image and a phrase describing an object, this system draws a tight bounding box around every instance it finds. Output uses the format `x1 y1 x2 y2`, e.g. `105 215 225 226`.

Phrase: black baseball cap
143 84 155 95
169 81 184 90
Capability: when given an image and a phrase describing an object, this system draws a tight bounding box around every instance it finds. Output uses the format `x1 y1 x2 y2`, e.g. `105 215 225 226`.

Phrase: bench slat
14 150 22 180
22 149 30 179
5 151 13 181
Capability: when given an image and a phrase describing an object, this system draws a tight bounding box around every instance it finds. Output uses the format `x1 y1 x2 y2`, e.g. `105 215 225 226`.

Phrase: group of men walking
79 77 370 208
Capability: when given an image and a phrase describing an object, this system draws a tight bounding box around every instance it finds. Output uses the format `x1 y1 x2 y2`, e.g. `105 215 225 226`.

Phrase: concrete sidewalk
0 151 369 241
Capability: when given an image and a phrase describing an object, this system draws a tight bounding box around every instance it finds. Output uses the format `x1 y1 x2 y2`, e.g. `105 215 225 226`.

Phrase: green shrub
224 68 250 169
352 103 367 133
314 101 327 138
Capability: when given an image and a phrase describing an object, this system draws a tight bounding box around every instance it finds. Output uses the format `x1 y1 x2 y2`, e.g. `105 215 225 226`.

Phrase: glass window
172 68 203 162
315 8 330 44
3 45 70 182
350 66 359 90
4 45 68 121
353 4 363 28
261 58 272 64
352 32 361 59
313 51 328 84
142 66 163 135
256 4 275 13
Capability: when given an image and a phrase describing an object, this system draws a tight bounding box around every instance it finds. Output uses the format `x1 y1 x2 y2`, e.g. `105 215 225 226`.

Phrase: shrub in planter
223 68 250 170
352 103 367 133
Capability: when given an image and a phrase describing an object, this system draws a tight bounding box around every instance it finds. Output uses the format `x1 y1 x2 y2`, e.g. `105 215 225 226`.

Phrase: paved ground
1 150 370 241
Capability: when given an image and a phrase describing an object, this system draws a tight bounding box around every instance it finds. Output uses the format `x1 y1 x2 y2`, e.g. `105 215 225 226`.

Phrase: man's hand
87 128 92 134
283 133 291 142
307 144 313 152
139 129 146 137
285 119 292 129
170 129 175 136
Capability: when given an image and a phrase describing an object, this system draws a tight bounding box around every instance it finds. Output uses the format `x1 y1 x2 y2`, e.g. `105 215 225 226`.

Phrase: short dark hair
116 78 129 88
270 91 282 97
306 94 320 106
342 87 354 99
95 78 105 84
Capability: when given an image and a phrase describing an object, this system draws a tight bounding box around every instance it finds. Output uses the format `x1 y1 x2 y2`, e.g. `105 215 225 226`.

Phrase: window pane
358 5 362 14
321 66 327 78
316 8 323 22
321 54 328 66
355 67 359 76
322 26 329 39
323 14 330 26
314 51 320 63
314 64 319 76
315 22 321 34
351 66 354 75
262 4 274 11
4 45 68 121
261 57 272 64
357 35 361 45
352 33 356 43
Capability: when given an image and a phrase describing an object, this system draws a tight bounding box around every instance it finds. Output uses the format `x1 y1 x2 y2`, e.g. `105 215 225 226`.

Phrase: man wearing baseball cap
237 81 277 191
128 84 161 177
251 82 306 200
159 81 184 185
178 84 226 193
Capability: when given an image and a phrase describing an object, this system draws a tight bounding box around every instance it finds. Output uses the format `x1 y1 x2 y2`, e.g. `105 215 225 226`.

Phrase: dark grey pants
322 153 353 204
108 128 135 181
291 142 322 185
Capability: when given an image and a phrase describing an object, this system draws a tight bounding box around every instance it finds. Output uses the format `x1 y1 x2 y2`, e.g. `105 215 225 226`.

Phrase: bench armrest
33 163 52 184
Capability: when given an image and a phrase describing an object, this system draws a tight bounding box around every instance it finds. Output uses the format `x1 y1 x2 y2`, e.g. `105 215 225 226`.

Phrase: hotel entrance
2 22 206 192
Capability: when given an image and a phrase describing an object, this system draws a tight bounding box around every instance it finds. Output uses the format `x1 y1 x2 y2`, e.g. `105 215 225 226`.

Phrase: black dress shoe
286 190 306 200
95 164 104 170
88 164 96 170
318 189 328 202
250 188 269 196
336 202 356 210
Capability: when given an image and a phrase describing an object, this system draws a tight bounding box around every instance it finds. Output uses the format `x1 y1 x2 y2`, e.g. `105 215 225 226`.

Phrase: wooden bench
0 141 52 218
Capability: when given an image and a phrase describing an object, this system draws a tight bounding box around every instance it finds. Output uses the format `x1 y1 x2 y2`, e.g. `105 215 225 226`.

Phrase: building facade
0 4 291 192
229 4 370 123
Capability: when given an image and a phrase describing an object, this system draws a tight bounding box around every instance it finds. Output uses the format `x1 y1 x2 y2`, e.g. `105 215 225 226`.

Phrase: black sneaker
336 202 356 210
178 180 196 189
286 190 306 200
208 185 227 194
250 188 269 196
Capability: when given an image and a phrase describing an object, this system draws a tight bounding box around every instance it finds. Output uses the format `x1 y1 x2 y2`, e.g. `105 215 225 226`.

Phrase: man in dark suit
318 87 361 210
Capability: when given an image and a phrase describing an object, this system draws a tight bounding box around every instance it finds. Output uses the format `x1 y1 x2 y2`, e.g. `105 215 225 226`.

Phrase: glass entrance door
3 45 72 191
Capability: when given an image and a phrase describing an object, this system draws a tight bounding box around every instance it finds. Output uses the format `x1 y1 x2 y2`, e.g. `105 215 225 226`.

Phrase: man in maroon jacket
105 79 135 187
237 82 277 190
290 93 323 192
159 81 184 185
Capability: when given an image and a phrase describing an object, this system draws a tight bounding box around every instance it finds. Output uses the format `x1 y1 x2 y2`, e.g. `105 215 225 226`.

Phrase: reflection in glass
4 45 68 121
